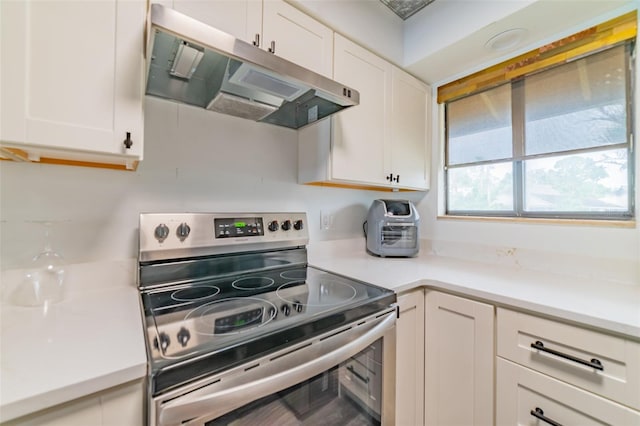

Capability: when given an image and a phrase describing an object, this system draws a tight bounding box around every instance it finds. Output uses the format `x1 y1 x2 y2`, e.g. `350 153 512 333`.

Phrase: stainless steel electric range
138 212 397 426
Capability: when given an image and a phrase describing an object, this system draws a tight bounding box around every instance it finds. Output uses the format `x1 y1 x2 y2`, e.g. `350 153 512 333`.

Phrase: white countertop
308 239 640 340
0 260 147 422
1 239 638 422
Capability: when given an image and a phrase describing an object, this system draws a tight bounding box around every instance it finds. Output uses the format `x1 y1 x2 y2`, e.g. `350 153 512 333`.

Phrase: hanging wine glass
12 221 65 307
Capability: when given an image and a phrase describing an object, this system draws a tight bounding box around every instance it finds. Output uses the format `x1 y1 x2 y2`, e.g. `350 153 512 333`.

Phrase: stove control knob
281 220 291 231
293 220 304 231
157 332 170 353
281 303 291 316
177 327 191 347
154 224 170 242
176 223 191 241
268 220 279 232
268 306 277 319
293 300 303 313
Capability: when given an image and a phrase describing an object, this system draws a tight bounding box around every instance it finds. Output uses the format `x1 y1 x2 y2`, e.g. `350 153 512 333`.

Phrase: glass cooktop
141 265 395 395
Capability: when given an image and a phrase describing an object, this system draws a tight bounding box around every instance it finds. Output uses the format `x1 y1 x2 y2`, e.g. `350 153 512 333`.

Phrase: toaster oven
365 199 419 257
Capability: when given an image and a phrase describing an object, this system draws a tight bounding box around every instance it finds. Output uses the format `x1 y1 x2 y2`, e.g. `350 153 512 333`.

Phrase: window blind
437 10 637 104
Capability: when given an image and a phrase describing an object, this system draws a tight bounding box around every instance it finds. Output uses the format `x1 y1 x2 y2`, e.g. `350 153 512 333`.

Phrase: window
444 42 635 220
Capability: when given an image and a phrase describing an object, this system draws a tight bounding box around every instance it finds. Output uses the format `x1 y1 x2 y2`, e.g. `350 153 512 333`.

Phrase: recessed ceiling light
485 28 528 52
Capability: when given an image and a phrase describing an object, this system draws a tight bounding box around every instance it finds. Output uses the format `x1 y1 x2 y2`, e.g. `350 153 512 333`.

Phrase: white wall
0 97 423 270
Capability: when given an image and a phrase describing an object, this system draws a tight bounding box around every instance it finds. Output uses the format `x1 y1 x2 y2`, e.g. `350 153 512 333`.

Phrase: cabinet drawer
497 358 640 425
497 308 640 409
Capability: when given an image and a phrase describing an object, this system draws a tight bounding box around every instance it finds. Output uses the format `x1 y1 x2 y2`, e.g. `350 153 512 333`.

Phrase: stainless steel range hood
145 4 359 129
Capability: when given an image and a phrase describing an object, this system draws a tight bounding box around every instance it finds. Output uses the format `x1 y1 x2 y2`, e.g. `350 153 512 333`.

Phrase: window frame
444 41 636 221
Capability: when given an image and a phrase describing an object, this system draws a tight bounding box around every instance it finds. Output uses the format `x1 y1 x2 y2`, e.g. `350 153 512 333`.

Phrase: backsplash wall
0 97 422 270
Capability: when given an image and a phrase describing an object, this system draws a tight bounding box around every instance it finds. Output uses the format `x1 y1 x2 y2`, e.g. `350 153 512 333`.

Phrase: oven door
150 309 396 426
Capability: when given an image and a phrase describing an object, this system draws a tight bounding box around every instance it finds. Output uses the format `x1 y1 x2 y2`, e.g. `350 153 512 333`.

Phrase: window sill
438 215 636 228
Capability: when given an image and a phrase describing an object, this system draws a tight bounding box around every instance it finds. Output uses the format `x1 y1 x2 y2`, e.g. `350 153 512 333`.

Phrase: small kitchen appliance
138 212 397 425
365 199 420 257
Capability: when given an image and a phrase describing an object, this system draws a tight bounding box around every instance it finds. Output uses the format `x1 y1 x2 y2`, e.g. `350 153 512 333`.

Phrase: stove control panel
148 287 309 357
215 217 264 239
140 213 308 261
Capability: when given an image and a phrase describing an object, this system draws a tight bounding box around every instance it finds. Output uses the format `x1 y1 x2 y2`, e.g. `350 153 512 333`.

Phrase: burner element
232 276 275 290
277 280 357 307
171 285 221 302
185 297 277 335
279 269 307 281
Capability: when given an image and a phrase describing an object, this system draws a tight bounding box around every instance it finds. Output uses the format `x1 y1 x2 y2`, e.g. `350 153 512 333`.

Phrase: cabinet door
396 290 425 426
332 34 391 186
497 307 640 410
262 0 333 77
497 358 640 425
391 67 430 190
4 380 143 426
170 0 262 44
0 0 144 163
425 291 494 426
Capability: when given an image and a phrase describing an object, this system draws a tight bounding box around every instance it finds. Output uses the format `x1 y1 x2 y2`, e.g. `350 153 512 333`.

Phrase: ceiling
404 0 635 84
290 0 635 86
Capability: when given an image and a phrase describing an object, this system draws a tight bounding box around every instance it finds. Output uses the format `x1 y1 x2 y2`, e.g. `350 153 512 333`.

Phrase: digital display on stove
214 307 264 334
215 217 264 238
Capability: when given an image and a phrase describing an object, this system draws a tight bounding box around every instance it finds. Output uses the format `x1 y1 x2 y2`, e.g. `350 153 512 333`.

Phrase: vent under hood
145 4 359 129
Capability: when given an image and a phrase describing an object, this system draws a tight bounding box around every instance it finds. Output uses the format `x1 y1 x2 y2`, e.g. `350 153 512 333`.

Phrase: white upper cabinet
0 0 145 170
331 33 392 187
262 1 334 78
169 0 332 78
390 66 430 190
298 34 430 191
170 0 262 44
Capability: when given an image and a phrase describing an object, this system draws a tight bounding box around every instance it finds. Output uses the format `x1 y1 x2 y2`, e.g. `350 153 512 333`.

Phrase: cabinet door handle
268 41 275 53
123 132 133 149
253 33 260 47
530 341 604 371
386 173 393 182
530 407 563 426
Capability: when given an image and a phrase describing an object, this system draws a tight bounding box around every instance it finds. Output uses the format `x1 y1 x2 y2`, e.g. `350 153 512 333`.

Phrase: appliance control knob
176 223 191 241
281 303 291 316
158 332 170 353
268 306 277 319
154 224 170 242
177 327 191 347
293 300 303 313
293 220 304 231
268 220 279 232
281 220 291 231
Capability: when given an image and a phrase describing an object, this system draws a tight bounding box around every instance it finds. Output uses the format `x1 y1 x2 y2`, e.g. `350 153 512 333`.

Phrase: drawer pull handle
531 341 604 371
531 407 563 426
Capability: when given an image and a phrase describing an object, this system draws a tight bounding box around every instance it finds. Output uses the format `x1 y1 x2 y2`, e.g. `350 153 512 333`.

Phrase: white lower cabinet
424 291 494 426
497 358 640 425
496 307 640 425
395 289 425 426
4 380 144 426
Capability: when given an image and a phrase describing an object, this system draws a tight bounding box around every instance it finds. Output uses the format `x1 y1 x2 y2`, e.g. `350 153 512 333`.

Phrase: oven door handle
158 311 395 426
